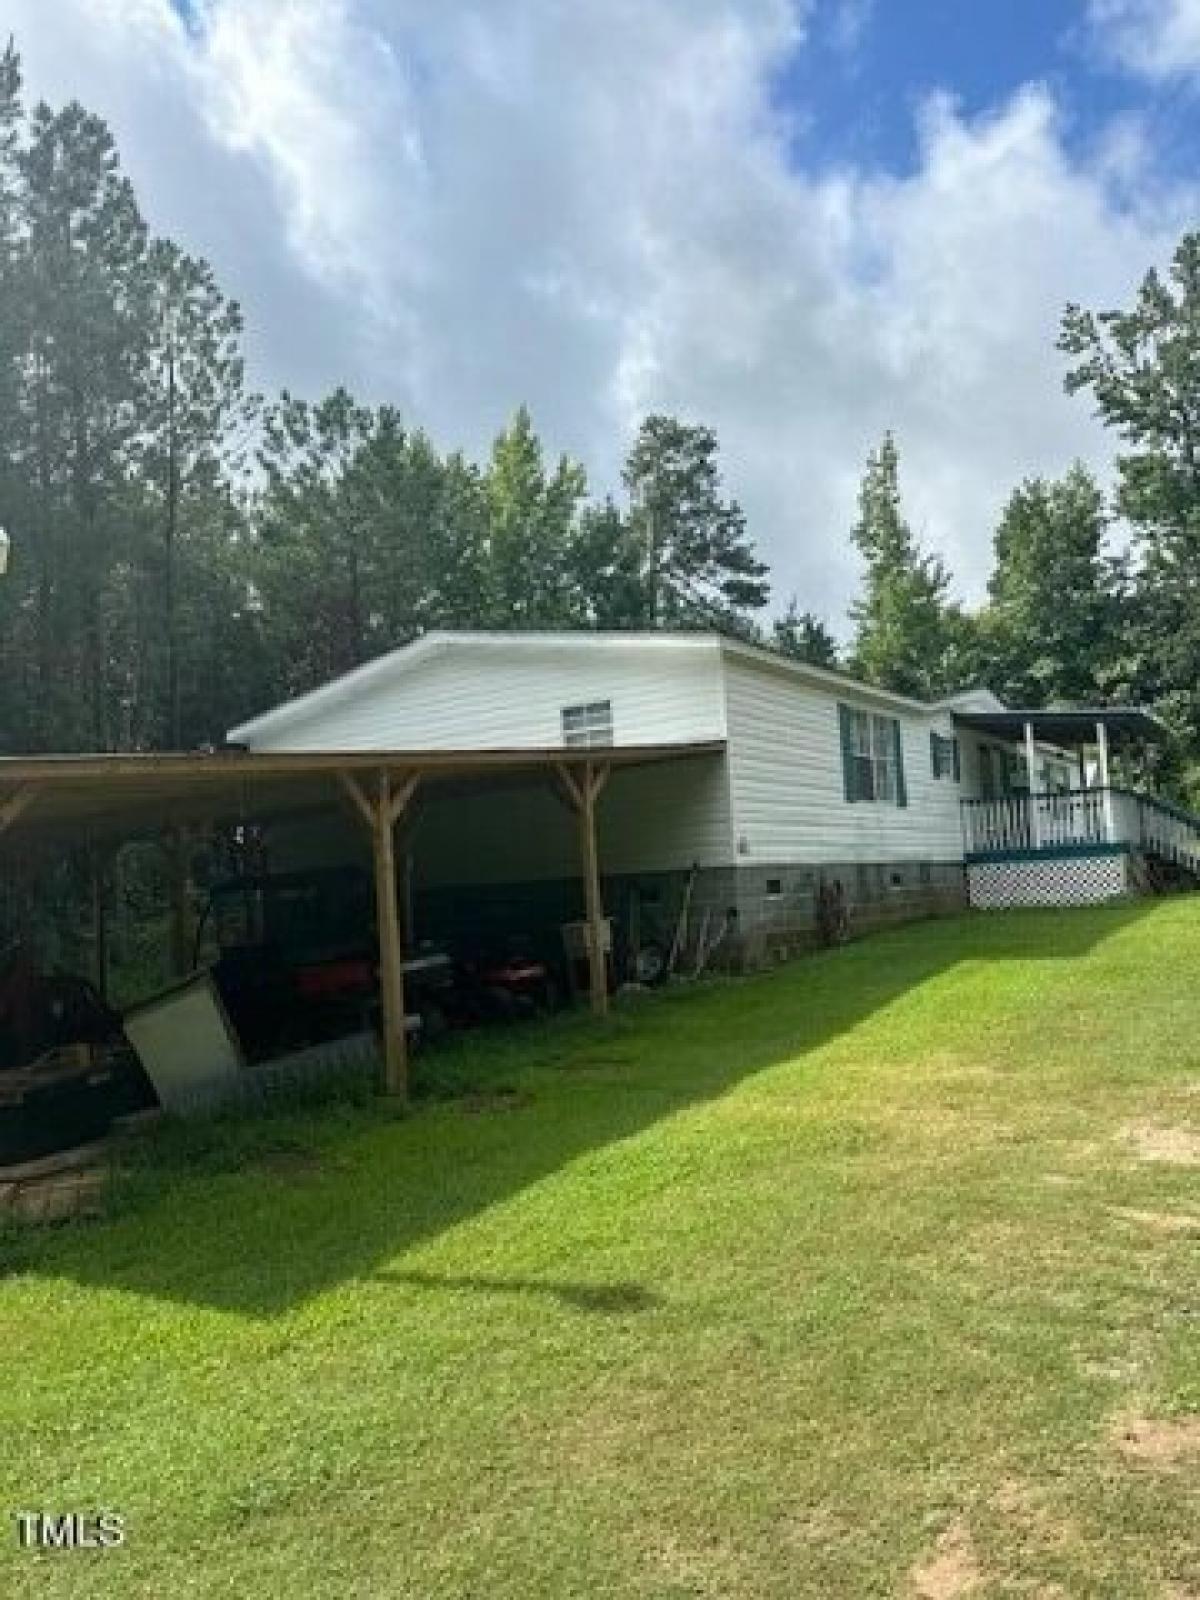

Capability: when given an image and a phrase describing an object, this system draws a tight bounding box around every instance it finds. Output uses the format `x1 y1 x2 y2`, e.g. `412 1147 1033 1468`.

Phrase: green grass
2 902 1199 1597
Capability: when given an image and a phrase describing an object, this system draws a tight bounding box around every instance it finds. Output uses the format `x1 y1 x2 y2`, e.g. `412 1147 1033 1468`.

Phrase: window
930 731 960 781
838 705 907 806
765 877 783 898
561 699 613 748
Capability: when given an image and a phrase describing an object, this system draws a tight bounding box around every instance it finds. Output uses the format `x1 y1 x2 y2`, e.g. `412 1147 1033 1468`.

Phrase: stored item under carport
0 948 156 1164
123 972 245 1115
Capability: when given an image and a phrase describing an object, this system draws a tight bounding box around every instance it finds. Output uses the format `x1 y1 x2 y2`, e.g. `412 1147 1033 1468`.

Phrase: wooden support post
0 784 40 838
552 759 611 1015
341 768 421 1099
337 770 375 831
578 761 610 1017
373 770 407 1096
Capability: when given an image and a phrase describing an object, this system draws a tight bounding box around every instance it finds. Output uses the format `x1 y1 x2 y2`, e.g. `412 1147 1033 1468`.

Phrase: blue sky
780 0 1193 176
7 0 1200 621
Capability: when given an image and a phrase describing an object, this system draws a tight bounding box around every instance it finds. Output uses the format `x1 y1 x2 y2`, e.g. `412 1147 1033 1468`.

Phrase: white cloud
1089 0 1200 78
828 0 875 57
6 0 1196 630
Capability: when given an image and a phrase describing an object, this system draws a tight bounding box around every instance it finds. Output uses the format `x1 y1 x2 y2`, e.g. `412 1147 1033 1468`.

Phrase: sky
7 0 1200 629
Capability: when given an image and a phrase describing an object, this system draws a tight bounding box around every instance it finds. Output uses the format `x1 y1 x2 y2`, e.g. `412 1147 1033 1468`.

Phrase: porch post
1024 719 1041 848
1096 719 1116 843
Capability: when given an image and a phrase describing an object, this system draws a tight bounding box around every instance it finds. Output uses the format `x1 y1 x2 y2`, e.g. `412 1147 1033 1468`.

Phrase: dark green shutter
951 737 961 782
838 704 857 802
929 730 938 777
893 718 907 807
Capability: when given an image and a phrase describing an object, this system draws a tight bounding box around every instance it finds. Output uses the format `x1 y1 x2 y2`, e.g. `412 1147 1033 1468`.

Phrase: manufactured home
2 627 1196 1106
228 630 1200 965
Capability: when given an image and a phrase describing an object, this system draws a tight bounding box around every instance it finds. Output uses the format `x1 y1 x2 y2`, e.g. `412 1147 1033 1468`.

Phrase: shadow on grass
2 903 1158 1318
373 1269 661 1315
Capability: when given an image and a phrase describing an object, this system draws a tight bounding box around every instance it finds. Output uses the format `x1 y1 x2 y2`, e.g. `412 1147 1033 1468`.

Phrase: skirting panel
967 853 1130 910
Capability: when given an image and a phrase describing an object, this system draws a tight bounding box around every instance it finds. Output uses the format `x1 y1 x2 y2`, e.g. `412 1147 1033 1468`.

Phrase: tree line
1 44 1199 794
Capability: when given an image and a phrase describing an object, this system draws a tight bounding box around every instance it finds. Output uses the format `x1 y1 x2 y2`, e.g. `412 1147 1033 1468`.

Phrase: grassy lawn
2 901 1199 1598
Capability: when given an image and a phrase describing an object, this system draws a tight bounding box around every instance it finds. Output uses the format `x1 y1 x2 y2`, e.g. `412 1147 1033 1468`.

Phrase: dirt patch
909 1519 981 1598
1112 1414 1200 1469
1109 1206 1200 1235
459 1089 532 1115
649 1530 744 1596
988 1476 1086 1569
1123 1123 1200 1166
1079 1354 1143 1383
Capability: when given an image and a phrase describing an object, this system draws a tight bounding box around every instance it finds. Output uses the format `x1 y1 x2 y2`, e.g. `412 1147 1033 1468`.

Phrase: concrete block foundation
414 859 967 977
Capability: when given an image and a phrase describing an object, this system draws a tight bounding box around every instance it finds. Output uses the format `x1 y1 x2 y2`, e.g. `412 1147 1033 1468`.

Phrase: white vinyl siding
237 636 726 752
723 656 963 864
271 752 733 889
407 755 731 886
242 632 993 883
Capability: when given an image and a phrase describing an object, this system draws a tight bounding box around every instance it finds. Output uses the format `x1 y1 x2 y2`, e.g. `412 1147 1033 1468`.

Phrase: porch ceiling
951 708 1166 746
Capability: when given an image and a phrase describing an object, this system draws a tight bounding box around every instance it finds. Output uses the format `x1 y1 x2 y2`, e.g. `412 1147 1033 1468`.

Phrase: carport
0 741 722 1098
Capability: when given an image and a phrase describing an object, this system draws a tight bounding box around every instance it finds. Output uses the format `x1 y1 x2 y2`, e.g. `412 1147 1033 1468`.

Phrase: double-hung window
561 699 613 748
929 731 960 781
838 705 907 806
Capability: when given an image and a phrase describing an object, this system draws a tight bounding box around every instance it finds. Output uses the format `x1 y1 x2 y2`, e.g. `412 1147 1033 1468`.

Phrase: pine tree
772 601 838 668
1060 234 1200 786
982 465 1123 707
847 434 962 698
17 98 152 747
484 406 586 626
621 414 769 628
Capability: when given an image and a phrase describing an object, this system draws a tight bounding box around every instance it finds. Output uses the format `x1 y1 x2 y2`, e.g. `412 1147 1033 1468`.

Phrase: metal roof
950 707 1166 744
0 740 724 850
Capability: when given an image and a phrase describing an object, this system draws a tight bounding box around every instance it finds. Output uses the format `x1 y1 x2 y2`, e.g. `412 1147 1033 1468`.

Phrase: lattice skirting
967 853 1130 910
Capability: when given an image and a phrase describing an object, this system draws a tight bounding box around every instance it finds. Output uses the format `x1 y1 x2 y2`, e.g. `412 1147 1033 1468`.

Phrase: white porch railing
960 787 1200 873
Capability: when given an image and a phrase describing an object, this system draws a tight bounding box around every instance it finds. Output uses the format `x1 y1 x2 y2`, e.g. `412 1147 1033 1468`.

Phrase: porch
952 706 1200 908
960 786 1200 874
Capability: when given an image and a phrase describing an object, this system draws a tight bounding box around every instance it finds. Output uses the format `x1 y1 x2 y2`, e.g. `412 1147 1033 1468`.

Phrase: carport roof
0 740 725 849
